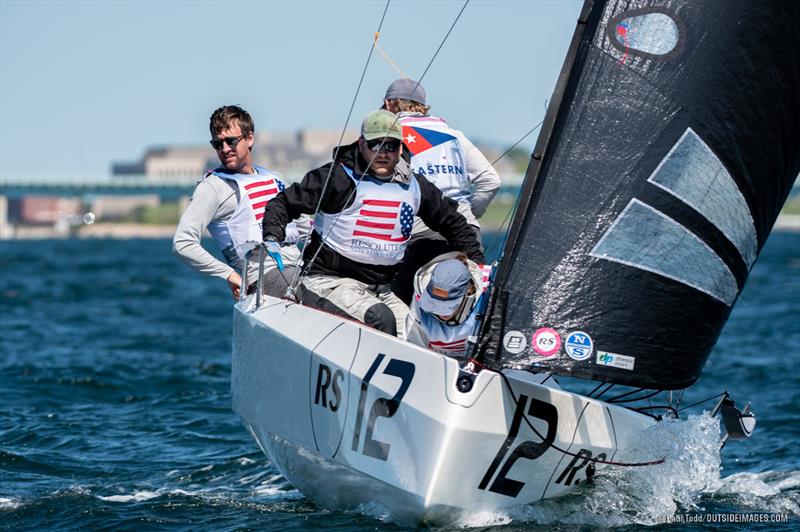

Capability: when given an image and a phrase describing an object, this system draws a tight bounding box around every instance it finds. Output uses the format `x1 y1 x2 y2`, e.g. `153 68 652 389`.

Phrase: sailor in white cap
383 79 501 304
405 253 488 357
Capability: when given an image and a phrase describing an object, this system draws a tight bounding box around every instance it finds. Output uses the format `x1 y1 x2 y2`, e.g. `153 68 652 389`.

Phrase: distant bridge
0 176 197 199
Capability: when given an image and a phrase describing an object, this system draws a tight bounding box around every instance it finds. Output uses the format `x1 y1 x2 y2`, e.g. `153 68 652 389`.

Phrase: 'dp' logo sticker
532 327 561 357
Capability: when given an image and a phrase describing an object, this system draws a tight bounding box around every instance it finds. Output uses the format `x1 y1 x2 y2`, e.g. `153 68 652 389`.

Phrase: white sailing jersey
207 166 286 269
399 115 470 203
314 164 421 266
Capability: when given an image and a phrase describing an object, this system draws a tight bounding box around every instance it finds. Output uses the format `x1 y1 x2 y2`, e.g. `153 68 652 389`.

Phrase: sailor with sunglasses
405 253 489 358
173 105 306 300
261 110 484 339
382 79 501 304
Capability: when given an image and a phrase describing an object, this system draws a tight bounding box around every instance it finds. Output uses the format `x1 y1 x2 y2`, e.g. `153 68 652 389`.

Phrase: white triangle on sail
590 199 738 305
646 127 757 269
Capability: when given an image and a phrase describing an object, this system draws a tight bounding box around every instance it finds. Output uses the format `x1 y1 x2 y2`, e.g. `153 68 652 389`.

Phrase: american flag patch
429 338 466 355
244 179 278 221
353 199 414 242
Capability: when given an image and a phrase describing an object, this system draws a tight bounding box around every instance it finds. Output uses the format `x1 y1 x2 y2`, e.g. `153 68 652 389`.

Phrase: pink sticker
532 327 562 357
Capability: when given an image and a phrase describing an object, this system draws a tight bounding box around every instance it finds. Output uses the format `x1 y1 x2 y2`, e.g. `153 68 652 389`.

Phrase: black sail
478 0 800 389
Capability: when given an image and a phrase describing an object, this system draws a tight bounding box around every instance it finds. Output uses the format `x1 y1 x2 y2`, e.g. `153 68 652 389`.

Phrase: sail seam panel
646 127 757 269
590 199 738 305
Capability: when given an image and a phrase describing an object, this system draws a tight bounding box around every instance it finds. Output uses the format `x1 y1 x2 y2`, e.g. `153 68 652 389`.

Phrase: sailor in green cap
261 110 484 339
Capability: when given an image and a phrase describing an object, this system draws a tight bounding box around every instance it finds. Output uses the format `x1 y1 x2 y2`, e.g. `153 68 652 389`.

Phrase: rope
498 371 666 467
483 98 550 262
373 32 409 78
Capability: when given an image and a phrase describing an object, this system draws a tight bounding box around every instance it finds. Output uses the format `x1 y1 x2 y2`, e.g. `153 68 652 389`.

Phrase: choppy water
1 231 798 530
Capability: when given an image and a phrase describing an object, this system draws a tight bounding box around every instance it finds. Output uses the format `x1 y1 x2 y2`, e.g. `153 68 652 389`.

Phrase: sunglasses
210 136 244 150
365 139 401 153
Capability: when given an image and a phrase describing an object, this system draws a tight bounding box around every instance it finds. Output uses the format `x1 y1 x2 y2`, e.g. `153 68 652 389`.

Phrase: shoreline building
112 129 360 184
111 128 523 185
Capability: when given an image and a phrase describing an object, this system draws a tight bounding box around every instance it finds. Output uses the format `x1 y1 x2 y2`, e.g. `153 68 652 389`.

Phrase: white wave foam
99 490 160 503
0 497 21 510
709 470 800 516
448 412 725 528
253 474 302 498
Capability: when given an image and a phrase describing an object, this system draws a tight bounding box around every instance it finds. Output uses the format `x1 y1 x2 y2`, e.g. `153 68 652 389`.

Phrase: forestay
477 0 800 390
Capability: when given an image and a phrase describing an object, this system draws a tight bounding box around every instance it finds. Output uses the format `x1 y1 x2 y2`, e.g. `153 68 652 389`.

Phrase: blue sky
0 0 582 180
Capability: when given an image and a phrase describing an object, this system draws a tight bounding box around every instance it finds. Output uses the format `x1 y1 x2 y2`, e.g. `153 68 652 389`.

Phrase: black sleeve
415 175 486 263
262 164 354 240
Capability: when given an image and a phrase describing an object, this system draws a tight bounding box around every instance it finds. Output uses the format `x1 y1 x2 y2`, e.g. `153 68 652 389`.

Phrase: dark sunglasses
210 136 244 150
365 139 401 153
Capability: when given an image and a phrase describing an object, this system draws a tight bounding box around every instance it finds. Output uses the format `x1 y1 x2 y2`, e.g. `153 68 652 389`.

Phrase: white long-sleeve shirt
172 174 308 282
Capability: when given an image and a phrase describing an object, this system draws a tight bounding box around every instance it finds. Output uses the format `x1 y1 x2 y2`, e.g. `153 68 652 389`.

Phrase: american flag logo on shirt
352 200 414 242
244 179 278 221
429 338 466 355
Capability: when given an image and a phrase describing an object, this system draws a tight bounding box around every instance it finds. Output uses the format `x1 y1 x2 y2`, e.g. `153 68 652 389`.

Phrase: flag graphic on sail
402 126 457 156
353 200 414 242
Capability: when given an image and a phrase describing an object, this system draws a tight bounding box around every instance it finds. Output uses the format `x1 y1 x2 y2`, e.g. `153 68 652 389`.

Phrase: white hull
231 295 656 520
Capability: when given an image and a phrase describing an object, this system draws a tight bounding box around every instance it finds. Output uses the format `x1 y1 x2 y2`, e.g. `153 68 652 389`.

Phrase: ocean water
1 231 798 530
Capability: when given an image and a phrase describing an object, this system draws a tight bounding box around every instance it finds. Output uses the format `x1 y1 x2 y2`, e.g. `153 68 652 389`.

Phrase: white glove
283 223 300 244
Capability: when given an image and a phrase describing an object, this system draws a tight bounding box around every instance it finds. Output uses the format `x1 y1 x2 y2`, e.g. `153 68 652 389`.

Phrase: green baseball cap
361 110 403 141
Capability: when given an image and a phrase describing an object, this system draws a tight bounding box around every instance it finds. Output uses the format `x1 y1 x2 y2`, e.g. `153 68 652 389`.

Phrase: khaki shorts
301 275 409 340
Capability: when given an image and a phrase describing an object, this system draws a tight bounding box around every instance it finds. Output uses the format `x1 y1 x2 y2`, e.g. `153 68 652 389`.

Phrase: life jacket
206 166 287 270
313 164 421 266
399 114 470 203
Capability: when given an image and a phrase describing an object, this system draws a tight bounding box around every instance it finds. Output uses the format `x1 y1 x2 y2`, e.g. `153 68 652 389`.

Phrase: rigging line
632 405 679 419
498 371 665 467
606 387 660 404
295 0 471 285
587 380 609 398
592 382 615 399
373 32 408 78
289 0 392 286
675 388 686 411
415 0 470 85
609 389 662 404
489 119 544 167
676 391 728 413
482 100 548 263
297 162 383 285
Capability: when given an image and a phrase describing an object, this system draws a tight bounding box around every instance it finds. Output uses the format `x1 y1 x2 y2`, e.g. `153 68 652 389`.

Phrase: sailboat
231 0 799 521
